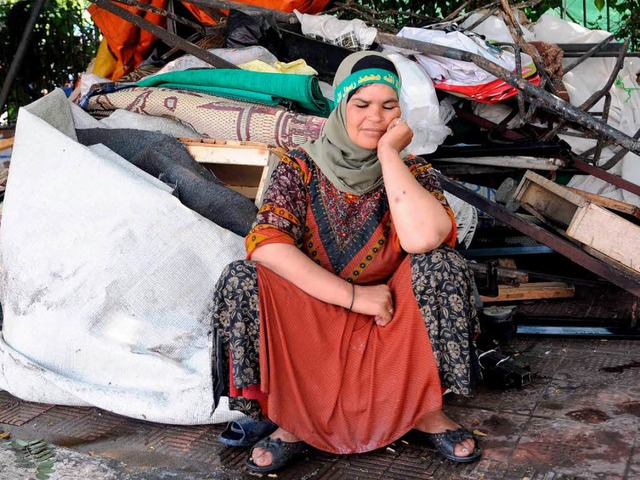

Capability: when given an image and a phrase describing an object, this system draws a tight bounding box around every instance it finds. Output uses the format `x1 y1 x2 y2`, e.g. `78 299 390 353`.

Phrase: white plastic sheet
294 10 377 50
385 53 451 154
0 90 246 424
398 27 535 86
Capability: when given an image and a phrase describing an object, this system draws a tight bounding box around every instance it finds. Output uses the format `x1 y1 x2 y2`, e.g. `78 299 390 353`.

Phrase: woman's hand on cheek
351 284 395 326
377 118 413 155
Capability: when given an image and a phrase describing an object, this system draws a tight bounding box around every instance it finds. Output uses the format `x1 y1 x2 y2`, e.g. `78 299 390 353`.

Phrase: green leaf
594 0 605 10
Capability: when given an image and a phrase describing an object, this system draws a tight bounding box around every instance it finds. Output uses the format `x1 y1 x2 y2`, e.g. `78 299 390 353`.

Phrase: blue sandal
409 428 482 463
245 436 306 473
217 417 277 447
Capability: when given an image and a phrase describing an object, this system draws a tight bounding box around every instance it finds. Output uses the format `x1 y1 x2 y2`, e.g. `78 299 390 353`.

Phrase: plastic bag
224 9 279 52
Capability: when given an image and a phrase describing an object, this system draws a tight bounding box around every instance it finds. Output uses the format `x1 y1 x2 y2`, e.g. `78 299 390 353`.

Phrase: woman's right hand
352 284 395 327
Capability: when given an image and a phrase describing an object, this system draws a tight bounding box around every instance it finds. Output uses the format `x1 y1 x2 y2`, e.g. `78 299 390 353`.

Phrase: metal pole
376 33 640 157
0 0 48 116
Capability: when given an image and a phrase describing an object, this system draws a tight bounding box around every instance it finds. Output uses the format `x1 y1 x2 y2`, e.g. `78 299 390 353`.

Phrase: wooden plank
565 186 640 219
179 138 284 206
0 138 14 152
566 203 640 274
480 282 575 302
186 144 271 166
517 181 580 227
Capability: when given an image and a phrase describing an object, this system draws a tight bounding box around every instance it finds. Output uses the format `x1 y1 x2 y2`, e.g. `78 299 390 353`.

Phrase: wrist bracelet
347 283 355 311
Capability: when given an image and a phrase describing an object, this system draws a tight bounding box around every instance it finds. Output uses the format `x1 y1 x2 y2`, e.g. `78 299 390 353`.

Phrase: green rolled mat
137 69 333 117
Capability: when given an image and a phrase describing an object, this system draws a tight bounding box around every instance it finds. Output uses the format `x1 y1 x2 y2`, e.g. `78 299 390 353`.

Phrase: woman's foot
414 409 477 459
249 427 302 469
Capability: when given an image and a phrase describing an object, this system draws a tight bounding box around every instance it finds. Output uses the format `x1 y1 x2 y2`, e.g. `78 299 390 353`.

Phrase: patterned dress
212 149 480 454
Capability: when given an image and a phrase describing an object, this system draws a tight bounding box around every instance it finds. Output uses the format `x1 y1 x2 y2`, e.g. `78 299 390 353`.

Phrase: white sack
0 89 246 424
385 53 451 154
459 12 535 44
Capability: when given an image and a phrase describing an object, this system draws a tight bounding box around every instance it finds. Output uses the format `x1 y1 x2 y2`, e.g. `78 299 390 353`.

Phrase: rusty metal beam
437 173 640 297
543 37 631 142
376 33 640 158
563 35 616 73
572 158 640 197
181 0 297 23
111 0 206 34
89 0 238 69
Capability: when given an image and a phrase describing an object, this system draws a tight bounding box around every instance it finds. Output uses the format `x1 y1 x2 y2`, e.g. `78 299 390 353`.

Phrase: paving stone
512 415 636 479
1 336 639 479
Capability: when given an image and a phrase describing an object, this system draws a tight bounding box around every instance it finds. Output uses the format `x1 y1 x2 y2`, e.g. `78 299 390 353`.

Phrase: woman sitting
212 50 482 473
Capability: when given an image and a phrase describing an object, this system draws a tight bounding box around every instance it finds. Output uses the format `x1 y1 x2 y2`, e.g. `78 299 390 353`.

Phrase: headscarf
302 51 402 195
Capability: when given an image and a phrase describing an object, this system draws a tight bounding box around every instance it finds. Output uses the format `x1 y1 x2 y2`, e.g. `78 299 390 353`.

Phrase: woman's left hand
377 117 413 156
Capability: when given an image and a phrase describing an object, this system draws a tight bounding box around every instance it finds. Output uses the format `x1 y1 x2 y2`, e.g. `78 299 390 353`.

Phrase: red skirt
257 256 443 454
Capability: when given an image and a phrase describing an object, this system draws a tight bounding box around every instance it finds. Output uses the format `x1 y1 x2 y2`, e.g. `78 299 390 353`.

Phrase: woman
212 50 482 473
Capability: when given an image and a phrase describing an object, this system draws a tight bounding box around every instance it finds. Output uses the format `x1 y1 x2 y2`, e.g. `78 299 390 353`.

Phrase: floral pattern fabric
411 247 481 395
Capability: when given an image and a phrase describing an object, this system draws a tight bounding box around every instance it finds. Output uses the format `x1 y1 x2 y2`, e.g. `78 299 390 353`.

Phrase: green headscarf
302 51 402 195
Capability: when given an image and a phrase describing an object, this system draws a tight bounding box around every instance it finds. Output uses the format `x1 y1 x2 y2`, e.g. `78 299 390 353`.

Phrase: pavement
1 334 639 480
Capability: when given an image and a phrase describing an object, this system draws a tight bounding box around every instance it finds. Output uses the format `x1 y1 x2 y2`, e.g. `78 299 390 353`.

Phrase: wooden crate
180 138 284 206
514 170 640 275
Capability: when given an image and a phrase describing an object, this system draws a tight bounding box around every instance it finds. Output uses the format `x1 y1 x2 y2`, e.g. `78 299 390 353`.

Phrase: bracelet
347 283 355 311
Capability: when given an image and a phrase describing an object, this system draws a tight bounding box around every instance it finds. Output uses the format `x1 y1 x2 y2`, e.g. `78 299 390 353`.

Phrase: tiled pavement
0 336 638 479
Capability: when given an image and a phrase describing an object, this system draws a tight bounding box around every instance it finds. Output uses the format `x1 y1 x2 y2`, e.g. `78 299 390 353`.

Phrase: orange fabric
228 0 331 14
182 2 219 25
305 208 399 283
181 0 331 27
88 0 166 81
257 257 442 454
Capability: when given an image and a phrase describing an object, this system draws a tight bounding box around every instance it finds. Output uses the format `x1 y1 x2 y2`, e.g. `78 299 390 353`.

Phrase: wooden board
480 282 575 303
0 138 14 152
567 203 640 274
565 187 640 220
180 138 284 206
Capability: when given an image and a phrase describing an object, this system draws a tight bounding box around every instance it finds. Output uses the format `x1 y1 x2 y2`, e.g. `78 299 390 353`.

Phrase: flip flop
217 417 277 447
408 428 482 463
245 437 306 474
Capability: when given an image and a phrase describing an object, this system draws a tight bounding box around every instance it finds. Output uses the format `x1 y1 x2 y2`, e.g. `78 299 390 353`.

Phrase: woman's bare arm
377 120 452 253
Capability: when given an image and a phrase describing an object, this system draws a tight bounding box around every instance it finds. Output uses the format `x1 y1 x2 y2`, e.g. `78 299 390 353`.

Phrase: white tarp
0 89 245 425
